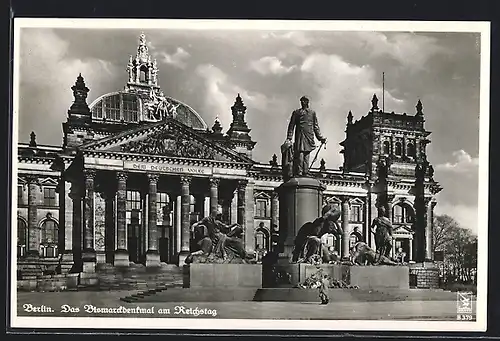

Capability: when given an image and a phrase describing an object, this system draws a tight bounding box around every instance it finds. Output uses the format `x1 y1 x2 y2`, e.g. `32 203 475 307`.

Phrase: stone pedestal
183 264 262 288
145 250 161 268
276 177 325 261
114 250 130 267
266 263 409 290
409 261 439 288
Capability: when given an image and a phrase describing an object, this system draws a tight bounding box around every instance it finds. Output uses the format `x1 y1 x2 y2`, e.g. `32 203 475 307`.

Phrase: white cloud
195 64 271 128
299 52 407 168
435 150 479 173
262 31 312 47
157 47 190 69
250 56 296 76
19 29 118 144
434 201 478 235
352 32 450 71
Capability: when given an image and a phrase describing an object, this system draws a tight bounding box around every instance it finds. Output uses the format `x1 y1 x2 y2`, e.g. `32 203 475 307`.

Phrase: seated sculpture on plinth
291 204 342 264
185 208 256 264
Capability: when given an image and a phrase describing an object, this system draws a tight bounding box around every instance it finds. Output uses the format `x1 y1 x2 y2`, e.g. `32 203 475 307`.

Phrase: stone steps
119 287 464 303
79 262 184 291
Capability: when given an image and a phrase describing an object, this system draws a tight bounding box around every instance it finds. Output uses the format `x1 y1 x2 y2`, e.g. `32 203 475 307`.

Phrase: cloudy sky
16 26 483 234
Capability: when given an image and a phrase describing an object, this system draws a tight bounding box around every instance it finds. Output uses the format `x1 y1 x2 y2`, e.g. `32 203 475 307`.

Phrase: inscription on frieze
124 161 213 176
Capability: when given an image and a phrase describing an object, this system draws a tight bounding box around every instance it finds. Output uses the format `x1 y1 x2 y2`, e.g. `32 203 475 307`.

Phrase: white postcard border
10 18 490 332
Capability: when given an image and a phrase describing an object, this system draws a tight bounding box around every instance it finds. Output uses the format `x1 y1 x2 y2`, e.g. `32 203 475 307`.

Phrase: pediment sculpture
121 129 220 160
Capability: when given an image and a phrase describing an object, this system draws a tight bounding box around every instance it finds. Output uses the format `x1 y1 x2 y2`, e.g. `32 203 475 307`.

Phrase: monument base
266 263 409 290
183 264 262 288
277 177 325 260
409 262 440 289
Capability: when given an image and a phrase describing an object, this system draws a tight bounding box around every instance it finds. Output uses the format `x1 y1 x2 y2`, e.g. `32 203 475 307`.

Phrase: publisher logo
456 291 473 314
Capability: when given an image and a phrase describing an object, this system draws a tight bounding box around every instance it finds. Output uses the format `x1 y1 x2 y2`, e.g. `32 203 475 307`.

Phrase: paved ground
14 291 469 321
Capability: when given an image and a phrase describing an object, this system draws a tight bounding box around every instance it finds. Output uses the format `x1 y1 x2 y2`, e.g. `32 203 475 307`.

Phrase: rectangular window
122 93 139 122
126 190 142 224
156 192 170 225
350 205 362 222
104 95 121 121
256 200 268 218
43 187 57 206
18 185 23 205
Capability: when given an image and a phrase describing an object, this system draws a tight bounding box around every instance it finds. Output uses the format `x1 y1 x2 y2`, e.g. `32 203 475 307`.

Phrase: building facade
16 34 442 277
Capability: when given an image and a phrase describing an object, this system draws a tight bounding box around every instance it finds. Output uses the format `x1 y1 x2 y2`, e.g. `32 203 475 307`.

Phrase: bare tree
433 214 477 284
433 214 459 251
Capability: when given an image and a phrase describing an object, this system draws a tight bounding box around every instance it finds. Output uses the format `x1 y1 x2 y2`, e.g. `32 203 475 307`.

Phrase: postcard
10 18 489 332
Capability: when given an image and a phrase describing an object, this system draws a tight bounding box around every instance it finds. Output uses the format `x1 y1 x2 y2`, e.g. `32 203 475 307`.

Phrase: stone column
69 184 83 269
425 199 436 261
271 191 279 232
368 187 378 249
341 197 351 259
237 180 247 245
409 238 413 261
179 176 192 265
26 176 40 257
114 171 129 267
209 178 220 217
146 173 160 267
82 170 96 271
60 180 74 271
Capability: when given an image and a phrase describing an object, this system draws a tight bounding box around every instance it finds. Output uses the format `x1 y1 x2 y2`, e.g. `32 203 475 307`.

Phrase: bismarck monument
268 96 409 290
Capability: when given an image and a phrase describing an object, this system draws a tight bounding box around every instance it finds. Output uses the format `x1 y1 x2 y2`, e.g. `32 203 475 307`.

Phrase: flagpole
382 72 385 112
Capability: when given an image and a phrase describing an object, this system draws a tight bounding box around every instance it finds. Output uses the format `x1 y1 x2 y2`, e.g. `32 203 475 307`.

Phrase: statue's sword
310 141 326 169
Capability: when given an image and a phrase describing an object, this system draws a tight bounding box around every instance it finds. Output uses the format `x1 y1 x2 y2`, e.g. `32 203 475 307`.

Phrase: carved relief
121 126 227 160
94 192 106 251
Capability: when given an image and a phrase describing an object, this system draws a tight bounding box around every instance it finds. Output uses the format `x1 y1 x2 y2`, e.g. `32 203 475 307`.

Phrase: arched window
392 203 415 224
383 141 390 155
139 66 148 83
395 142 402 156
407 143 416 158
349 233 361 249
40 218 58 258
255 228 269 251
17 218 28 257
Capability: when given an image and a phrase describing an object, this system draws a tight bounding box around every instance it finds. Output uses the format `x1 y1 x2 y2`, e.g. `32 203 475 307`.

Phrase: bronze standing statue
370 206 394 263
283 96 327 178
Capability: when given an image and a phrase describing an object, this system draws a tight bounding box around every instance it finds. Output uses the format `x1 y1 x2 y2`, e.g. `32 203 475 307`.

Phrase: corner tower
340 95 432 179
226 94 256 159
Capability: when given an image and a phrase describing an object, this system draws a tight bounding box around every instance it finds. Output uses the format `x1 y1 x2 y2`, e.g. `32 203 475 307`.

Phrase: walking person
319 274 330 305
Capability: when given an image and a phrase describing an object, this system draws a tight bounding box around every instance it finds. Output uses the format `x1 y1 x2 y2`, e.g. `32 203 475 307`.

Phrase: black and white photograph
10 19 489 331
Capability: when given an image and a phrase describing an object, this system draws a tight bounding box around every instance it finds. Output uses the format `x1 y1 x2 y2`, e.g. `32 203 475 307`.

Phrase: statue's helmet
300 95 310 102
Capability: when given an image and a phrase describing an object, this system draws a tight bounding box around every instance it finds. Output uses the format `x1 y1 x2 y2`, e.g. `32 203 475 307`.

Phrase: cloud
195 64 271 128
18 28 119 145
435 150 479 173
156 47 190 69
298 52 407 167
434 201 478 235
348 32 451 71
262 31 312 47
250 56 296 76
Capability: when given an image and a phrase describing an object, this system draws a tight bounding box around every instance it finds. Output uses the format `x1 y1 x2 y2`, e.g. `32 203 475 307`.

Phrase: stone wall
409 265 439 289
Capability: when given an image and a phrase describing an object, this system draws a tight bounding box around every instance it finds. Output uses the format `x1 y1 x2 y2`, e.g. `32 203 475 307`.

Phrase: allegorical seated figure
185 207 256 264
291 203 342 264
350 241 399 266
